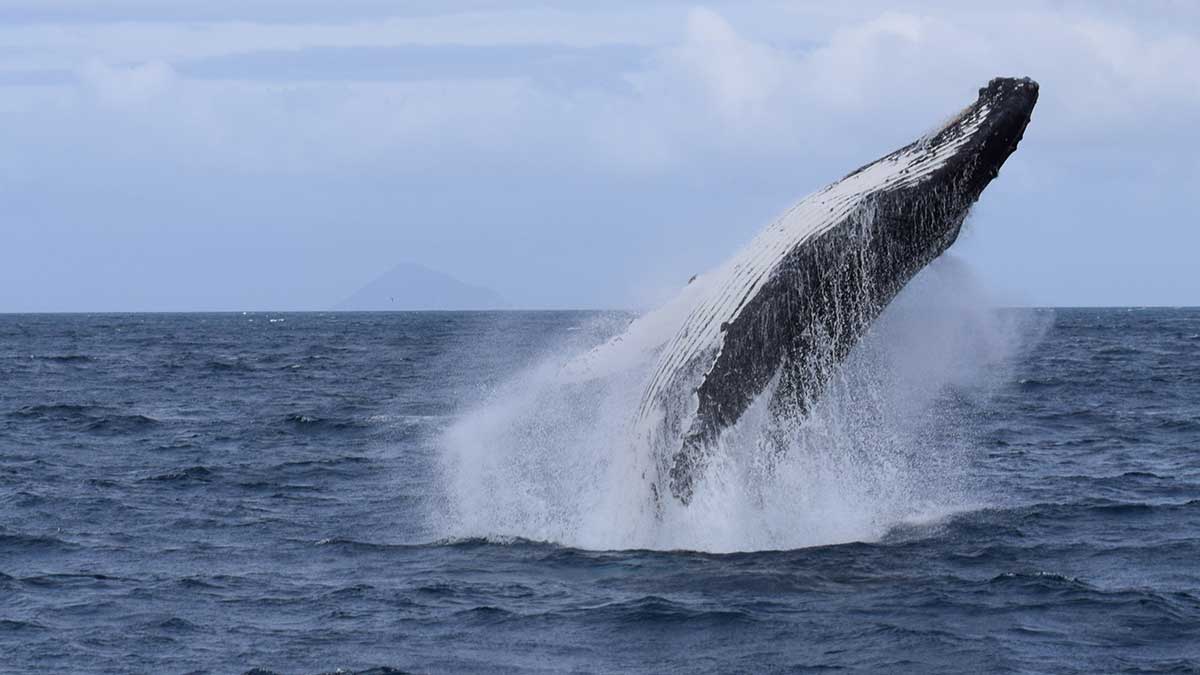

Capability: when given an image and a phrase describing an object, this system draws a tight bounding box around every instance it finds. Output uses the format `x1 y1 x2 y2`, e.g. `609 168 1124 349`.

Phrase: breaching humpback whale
571 77 1038 506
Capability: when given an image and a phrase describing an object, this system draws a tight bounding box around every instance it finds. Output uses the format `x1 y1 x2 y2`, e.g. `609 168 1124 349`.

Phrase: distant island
336 261 508 311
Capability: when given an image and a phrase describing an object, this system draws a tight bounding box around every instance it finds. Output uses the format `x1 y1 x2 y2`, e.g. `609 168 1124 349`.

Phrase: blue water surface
1 309 1198 673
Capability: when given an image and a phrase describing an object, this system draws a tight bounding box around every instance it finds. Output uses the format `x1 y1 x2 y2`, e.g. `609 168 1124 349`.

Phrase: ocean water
2 307 1199 673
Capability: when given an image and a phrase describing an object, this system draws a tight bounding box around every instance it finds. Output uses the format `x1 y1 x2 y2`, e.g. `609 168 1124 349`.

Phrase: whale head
856 76 1039 278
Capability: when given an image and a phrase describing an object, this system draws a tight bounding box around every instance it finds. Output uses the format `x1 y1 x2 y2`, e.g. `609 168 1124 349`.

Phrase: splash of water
434 259 1049 552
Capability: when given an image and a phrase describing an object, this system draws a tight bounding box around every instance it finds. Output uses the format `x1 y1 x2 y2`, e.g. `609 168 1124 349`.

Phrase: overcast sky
2 1 1197 311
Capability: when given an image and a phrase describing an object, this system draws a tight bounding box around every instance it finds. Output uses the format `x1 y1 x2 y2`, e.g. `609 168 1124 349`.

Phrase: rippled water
2 309 1198 673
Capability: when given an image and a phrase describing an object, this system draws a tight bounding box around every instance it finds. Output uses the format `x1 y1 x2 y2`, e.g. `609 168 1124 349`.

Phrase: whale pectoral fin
668 429 714 505
759 351 823 461
767 356 813 427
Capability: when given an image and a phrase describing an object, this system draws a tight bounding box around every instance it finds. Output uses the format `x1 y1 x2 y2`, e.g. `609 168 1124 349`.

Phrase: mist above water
435 258 1049 552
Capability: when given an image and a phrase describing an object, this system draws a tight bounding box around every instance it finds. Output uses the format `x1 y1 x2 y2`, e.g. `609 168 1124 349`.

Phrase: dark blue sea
2 308 1199 673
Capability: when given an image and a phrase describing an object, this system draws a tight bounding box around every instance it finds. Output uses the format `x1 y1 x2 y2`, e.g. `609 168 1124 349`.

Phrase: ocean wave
18 572 128 588
422 534 563 550
175 576 223 590
987 570 1089 588
1094 344 1142 357
84 413 159 433
240 662 412 667
1152 417 1200 432
38 354 93 363
0 619 48 633
1016 377 1062 389
283 414 369 432
148 616 202 632
984 573 1200 625
969 499 1198 524
142 465 214 482
205 357 255 372
281 454 370 466
10 403 95 417
452 605 515 624
312 537 409 553
568 595 756 627
324 583 375 598
10 403 160 434
0 532 77 551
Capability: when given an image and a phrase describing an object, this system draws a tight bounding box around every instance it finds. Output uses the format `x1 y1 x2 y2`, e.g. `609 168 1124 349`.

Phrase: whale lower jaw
628 77 1039 506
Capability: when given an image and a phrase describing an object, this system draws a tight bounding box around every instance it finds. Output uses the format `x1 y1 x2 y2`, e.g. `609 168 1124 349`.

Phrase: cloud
0 0 677 24
79 59 176 106
0 7 674 72
1 2 1199 310
667 8 786 120
4 4 1197 185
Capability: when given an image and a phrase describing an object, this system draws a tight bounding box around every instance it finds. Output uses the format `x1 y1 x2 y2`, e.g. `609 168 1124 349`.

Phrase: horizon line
2 305 1199 316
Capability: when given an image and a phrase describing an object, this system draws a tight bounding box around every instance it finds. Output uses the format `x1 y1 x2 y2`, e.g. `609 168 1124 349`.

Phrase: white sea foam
434 259 1048 553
